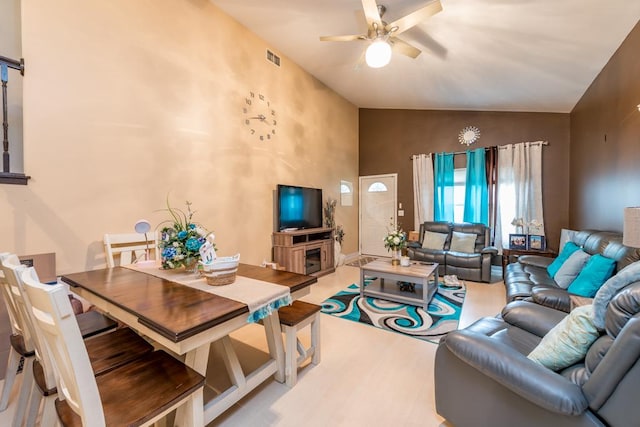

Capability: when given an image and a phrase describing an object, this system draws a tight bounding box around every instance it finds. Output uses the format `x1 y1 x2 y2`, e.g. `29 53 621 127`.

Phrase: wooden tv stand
272 227 335 277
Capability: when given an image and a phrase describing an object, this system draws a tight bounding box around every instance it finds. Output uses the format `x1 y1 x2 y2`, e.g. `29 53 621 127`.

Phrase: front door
359 174 397 257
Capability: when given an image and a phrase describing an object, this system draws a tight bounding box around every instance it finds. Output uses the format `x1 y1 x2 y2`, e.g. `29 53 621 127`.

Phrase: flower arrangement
324 198 336 229
511 217 544 234
383 220 407 252
158 199 213 270
335 225 345 246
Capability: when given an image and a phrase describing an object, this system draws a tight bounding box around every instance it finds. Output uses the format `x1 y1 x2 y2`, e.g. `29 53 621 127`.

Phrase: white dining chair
103 231 158 268
0 252 36 427
20 266 205 427
1 254 155 427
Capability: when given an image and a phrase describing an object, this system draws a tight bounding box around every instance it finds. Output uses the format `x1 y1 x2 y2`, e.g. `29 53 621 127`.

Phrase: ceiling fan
319 0 443 68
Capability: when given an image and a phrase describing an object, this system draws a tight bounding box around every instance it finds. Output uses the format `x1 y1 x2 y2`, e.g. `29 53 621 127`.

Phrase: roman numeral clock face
243 92 277 141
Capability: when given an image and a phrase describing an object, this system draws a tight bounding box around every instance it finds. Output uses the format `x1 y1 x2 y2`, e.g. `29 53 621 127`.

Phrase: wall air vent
266 49 281 67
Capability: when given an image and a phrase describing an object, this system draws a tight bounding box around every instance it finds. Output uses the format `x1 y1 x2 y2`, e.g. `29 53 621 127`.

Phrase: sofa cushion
449 231 476 254
567 254 616 298
421 231 448 250
547 241 581 277
554 249 590 288
527 305 599 371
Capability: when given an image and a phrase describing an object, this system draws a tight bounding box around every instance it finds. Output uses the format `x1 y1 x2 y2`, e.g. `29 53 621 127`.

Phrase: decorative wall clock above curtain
458 126 480 146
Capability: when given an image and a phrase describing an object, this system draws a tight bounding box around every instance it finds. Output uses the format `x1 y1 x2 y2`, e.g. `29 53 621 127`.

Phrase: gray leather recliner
407 221 497 282
434 282 640 427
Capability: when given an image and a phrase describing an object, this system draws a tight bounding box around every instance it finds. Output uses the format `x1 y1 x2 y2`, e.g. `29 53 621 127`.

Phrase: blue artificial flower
185 237 203 251
177 230 188 240
188 223 196 229
162 247 177 259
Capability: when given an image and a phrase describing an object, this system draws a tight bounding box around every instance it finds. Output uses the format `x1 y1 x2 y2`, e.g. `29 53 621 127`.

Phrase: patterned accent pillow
449 231 477 254
421 231 448 250
528 305 599 371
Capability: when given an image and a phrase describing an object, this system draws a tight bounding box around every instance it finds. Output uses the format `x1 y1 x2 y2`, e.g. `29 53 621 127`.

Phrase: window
368 182 388 192
453 168 466 223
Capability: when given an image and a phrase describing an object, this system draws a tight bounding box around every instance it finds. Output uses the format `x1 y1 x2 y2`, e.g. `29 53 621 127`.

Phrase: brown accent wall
569 21 640 232
359 109 570 250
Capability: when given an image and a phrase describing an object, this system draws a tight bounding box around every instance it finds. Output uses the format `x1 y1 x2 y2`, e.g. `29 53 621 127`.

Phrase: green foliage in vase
383 219 407 251
157 198 213 269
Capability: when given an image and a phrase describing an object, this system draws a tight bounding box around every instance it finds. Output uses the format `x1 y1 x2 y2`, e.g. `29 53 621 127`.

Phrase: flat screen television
277 184 323 231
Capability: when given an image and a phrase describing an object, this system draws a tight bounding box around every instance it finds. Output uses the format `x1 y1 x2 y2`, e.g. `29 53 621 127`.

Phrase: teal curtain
464 148 488 225
434 152 454 221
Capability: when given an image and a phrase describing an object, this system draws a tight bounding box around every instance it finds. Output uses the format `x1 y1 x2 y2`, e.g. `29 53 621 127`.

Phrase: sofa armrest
531 287 572 312
407 241 421 249
501 300 567 337
481 246 498 255
443 329 588 415
518 255 555 269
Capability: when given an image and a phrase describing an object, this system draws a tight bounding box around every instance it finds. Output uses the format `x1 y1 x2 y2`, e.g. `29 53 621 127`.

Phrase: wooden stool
278 300 321 387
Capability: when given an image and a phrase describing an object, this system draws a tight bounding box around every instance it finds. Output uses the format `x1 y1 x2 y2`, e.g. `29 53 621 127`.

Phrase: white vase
334 240 341 268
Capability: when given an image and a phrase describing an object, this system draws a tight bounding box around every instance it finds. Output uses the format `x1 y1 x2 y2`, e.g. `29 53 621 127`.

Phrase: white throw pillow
449 231 477 254
554 249 590 288
421 231 448 250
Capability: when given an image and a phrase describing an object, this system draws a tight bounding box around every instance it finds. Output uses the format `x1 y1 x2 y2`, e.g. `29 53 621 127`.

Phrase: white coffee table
359 259 439 311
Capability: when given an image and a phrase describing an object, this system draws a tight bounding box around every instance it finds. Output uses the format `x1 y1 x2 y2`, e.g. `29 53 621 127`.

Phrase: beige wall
1 0 359 274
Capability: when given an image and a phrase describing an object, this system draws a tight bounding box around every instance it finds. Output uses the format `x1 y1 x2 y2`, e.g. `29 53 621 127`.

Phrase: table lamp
623 207 640 248
134 219 152 260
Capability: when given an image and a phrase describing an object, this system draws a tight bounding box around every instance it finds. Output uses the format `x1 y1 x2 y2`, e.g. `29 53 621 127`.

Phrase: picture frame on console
528 234 546 250
508 234 527 250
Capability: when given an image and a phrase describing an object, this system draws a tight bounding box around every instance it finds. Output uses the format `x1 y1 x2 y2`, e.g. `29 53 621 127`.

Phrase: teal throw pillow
554 249 590 288
547 241 581 277
567 254 617 298
449 231 477 253
528 305 599 371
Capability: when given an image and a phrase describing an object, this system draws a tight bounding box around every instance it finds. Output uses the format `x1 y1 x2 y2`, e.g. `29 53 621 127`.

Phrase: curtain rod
409 141 548 160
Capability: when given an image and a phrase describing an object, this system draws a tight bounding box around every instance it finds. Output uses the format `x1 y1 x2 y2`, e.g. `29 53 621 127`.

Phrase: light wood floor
0 264 506 426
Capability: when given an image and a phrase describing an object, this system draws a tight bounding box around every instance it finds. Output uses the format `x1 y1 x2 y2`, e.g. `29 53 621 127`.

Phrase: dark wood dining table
61 263 317 425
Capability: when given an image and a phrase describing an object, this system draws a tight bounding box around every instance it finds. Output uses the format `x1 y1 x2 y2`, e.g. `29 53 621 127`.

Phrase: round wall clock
243 91 277 141
458 126 481 146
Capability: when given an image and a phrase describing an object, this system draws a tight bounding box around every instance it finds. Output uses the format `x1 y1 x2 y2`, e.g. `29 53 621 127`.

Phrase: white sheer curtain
412 154 434 231
495 142 545 251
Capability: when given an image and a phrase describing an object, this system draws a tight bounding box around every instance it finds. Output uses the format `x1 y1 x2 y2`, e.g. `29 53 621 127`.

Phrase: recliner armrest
481 246 498 255
407 241 421 249
442 329 588 415
501 300 568 337
518 255 555 269
531 287 572 312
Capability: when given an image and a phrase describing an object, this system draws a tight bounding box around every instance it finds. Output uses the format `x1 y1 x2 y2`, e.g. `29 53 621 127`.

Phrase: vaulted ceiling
210 0 640 113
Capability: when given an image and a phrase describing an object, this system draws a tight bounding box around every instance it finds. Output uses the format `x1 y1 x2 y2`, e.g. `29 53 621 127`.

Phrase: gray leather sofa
504 230 640 305
434 281 640 427
407 221 497 283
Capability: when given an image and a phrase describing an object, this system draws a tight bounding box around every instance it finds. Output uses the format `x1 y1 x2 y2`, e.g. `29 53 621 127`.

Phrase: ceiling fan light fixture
365 39 392 68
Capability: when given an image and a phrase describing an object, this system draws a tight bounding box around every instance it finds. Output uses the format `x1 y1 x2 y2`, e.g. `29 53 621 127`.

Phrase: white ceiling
210 0 640 113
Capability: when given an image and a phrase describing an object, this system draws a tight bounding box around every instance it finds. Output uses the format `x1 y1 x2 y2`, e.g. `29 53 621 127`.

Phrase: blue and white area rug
321 281 465 343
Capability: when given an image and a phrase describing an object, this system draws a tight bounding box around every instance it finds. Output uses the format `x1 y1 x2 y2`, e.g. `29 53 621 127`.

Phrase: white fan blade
386 0 443 35
320 34 365 42
390 37 422 59
361 0 382 28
